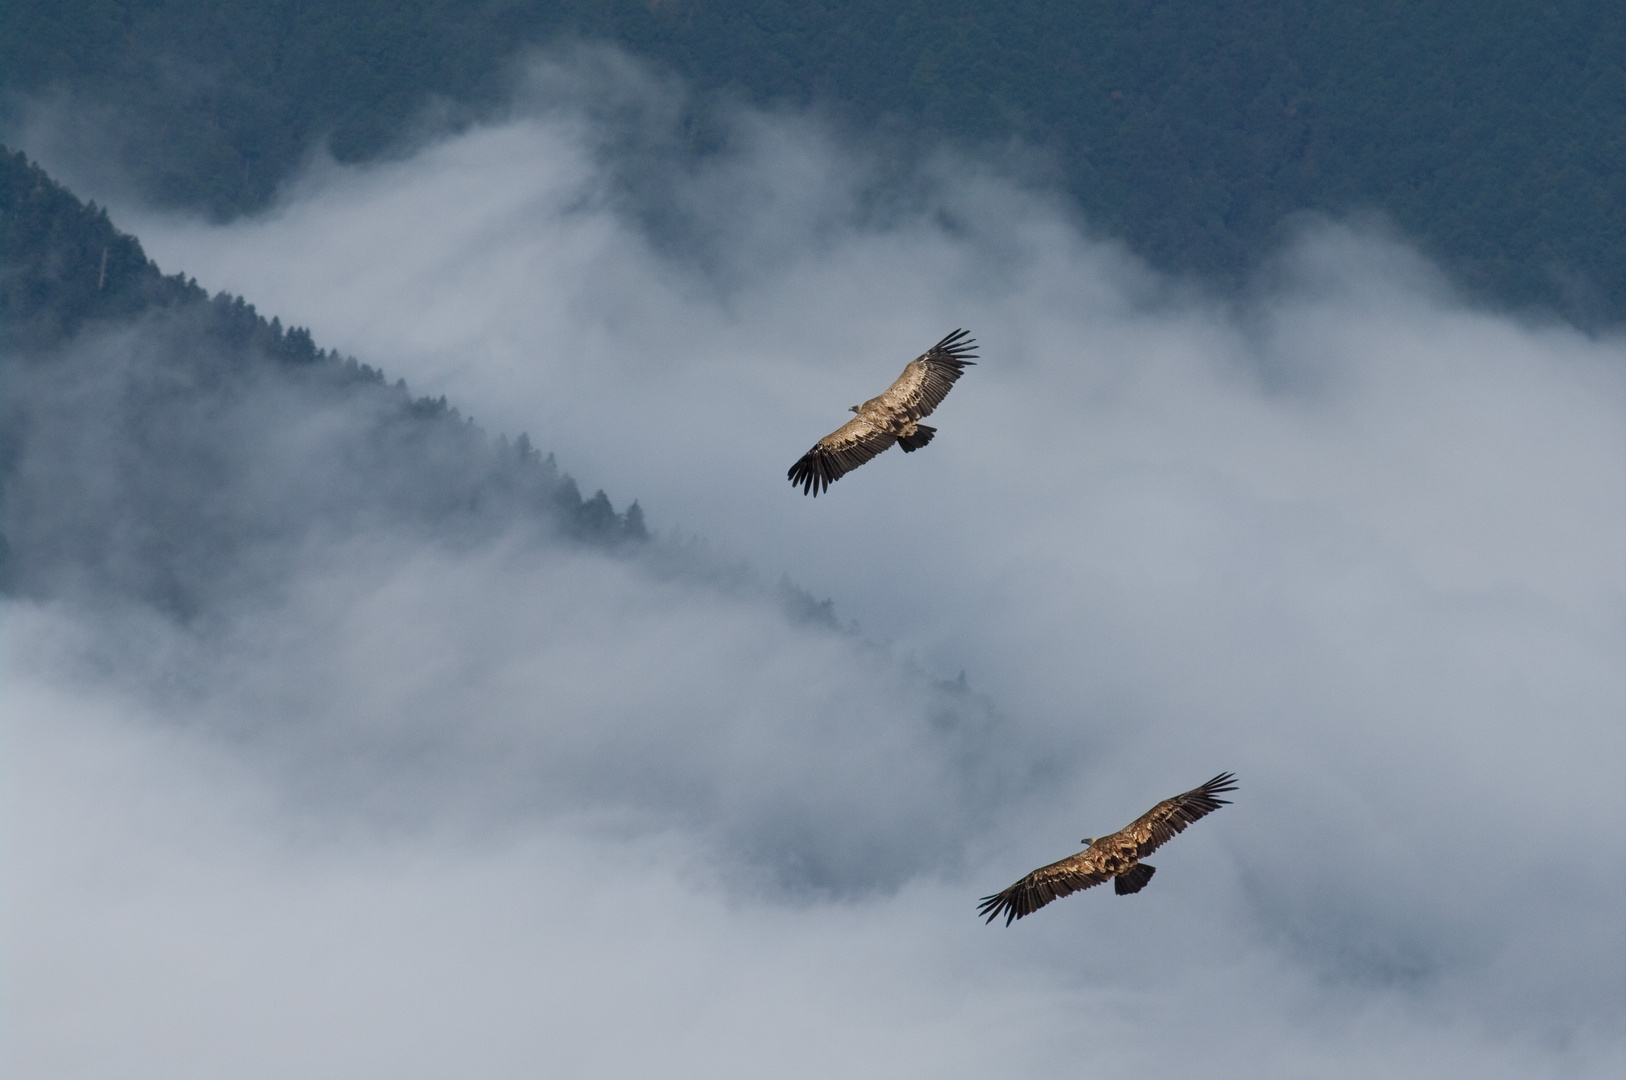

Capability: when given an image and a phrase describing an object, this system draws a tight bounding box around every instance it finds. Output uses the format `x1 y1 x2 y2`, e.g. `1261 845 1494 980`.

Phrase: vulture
787 329 977 496
978 773 1237 925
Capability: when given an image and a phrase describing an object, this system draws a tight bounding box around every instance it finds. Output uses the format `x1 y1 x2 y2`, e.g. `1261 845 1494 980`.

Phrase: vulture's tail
898 425 936 452
1114 864 1156 895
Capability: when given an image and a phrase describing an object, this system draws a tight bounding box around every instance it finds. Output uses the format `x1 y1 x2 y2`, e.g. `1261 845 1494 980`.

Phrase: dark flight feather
1114 863 1156 895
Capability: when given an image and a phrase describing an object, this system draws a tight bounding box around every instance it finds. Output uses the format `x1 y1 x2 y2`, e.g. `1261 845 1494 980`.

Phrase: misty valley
1 26 1621 1078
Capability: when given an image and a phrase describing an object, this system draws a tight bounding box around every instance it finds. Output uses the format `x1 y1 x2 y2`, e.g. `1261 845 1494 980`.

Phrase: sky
7 46 1625 1078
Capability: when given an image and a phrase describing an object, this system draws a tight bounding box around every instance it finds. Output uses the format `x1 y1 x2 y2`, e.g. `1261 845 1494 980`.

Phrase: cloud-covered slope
5 1 1619 319
2 148 646 616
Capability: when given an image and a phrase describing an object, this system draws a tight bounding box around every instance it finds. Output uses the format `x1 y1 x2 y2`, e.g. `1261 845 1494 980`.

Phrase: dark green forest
1 148 646 616
1 0 1619 323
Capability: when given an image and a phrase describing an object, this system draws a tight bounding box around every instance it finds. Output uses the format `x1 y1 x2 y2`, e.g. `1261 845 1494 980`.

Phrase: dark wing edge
1127 772 1238 859
884 329 978 419
787 421 898 496
976 857 1110 926
926 328 979 366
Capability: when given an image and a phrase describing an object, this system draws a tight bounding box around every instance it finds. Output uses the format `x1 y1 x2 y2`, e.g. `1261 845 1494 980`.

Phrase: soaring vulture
978 773 1237 925
787 329 977 496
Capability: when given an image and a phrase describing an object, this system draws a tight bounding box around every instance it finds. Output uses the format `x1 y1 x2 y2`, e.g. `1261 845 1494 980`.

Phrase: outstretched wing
787 415 899 496
977 850 1113 926
873 329 978 420
1118 773 1237 860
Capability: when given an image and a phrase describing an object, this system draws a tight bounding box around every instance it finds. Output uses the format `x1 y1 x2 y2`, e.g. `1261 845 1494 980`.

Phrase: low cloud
7 46 1624 1077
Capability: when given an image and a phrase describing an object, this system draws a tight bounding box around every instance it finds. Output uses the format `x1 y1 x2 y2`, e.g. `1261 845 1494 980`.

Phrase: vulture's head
1080 837 1095 847
848 405 860 413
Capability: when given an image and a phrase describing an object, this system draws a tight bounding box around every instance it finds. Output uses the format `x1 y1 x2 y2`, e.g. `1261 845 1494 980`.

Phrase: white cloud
7 47 1624 1077
10 617 1617 1079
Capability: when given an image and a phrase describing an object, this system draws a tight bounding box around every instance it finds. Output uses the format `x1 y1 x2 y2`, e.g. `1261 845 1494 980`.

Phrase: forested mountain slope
0 148 646 618
1 0 1617 323
3 146 1023 896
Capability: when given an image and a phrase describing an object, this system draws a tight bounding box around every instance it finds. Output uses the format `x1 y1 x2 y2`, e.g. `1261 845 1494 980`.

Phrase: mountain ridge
3 0 1617 324
1 146 648 617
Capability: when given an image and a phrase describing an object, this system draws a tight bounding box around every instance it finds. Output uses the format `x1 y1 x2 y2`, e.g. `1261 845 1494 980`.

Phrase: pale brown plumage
978 773 1237 925
788 329 977 496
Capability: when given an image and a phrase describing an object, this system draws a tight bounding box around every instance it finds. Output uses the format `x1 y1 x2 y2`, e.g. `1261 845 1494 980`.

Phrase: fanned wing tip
928 328 978 364
787 451 833 496
977 891 1018 926
1198 772 1239 802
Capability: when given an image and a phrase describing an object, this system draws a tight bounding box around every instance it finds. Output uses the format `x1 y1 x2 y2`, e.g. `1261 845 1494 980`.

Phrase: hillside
2 0 1618 323
0 147 646 617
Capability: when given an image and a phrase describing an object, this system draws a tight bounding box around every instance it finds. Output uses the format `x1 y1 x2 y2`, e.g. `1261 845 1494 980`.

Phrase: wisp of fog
7 47 1623 1079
